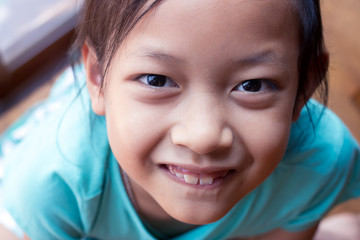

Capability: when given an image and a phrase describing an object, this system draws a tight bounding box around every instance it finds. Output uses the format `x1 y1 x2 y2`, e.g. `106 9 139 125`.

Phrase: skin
81 0 319 239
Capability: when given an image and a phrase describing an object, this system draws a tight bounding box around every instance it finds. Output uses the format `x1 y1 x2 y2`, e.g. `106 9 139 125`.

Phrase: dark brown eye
241 79 262 92
137 74 178 88
234 79 278 93
147 74 167 87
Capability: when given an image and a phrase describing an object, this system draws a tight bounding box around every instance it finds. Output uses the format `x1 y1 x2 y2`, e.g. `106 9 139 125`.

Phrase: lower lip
159 165 235 189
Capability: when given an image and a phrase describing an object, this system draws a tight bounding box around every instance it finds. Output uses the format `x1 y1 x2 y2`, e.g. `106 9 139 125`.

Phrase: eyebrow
235 50 289 67
137 47 289 67
137 47 186 64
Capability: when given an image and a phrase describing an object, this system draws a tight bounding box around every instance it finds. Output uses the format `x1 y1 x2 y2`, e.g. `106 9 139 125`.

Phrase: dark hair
71 0 163 88
70 0 328 105
292 0 329 106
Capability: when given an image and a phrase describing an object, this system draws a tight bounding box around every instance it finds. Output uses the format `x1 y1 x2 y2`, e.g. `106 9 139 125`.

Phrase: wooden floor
0 0 359 225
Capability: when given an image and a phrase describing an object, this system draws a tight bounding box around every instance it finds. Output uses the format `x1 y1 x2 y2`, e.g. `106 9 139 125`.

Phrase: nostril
219 127 233 148
170 125 186 146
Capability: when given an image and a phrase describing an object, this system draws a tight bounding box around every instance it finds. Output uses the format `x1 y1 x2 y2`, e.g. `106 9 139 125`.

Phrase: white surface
0 0 83 72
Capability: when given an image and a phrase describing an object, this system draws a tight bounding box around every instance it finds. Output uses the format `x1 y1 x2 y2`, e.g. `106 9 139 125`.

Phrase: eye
136 74 178 88
234 79 278 92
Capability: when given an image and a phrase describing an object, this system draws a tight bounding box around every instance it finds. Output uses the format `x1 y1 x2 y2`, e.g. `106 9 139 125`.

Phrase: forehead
115 0 299 72
150 0 297 32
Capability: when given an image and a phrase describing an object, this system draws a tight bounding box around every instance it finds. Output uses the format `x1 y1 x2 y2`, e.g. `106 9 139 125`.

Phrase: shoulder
283 100 359 195
3 80 110 194
275 100 360 231
3 63 110 190
285 100 358 171
2 66 112 238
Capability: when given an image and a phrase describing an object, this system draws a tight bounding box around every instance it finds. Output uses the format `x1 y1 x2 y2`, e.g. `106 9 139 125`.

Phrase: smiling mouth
161 164 236 187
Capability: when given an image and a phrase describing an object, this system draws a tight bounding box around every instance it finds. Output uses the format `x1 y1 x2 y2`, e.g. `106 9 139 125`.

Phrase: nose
171 98 233 155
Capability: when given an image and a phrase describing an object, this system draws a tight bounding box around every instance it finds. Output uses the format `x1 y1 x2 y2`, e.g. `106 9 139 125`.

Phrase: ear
292 53 329 121
82 42 105 115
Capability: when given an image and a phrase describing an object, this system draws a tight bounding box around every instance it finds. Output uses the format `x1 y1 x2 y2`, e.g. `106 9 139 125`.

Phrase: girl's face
86 0 300 225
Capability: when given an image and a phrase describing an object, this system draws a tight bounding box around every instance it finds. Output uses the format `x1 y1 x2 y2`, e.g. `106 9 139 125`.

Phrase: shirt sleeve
3 127 86 240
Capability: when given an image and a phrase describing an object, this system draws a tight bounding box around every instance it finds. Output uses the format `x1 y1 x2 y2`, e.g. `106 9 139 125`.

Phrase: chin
167 202 234 225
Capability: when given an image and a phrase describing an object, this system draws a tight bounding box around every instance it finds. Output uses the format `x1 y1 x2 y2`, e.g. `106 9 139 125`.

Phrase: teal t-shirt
2 66 360 239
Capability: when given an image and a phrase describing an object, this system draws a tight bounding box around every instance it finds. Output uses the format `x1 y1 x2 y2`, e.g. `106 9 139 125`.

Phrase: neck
139 208 198 239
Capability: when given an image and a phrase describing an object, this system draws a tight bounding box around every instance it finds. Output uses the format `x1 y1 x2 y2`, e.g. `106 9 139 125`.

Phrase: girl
1 0 360 239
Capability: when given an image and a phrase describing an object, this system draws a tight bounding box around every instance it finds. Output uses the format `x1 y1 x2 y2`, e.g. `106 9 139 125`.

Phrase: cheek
237 106 294 170
104 96 168 166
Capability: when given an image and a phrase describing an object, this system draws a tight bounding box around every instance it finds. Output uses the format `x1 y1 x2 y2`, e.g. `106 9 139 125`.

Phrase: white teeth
199 176 214 185
184 174 199 185
168 166 216 186
175 172 184 178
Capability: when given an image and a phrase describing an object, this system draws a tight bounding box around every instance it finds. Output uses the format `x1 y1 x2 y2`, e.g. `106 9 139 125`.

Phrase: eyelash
135 74 279 93
233 79 279 93
135 74 178 88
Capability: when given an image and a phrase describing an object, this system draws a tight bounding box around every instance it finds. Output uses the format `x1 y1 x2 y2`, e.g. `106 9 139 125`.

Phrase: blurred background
319 0 360 218
0 0 359 230
322 0 360 143
0 0 83 129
